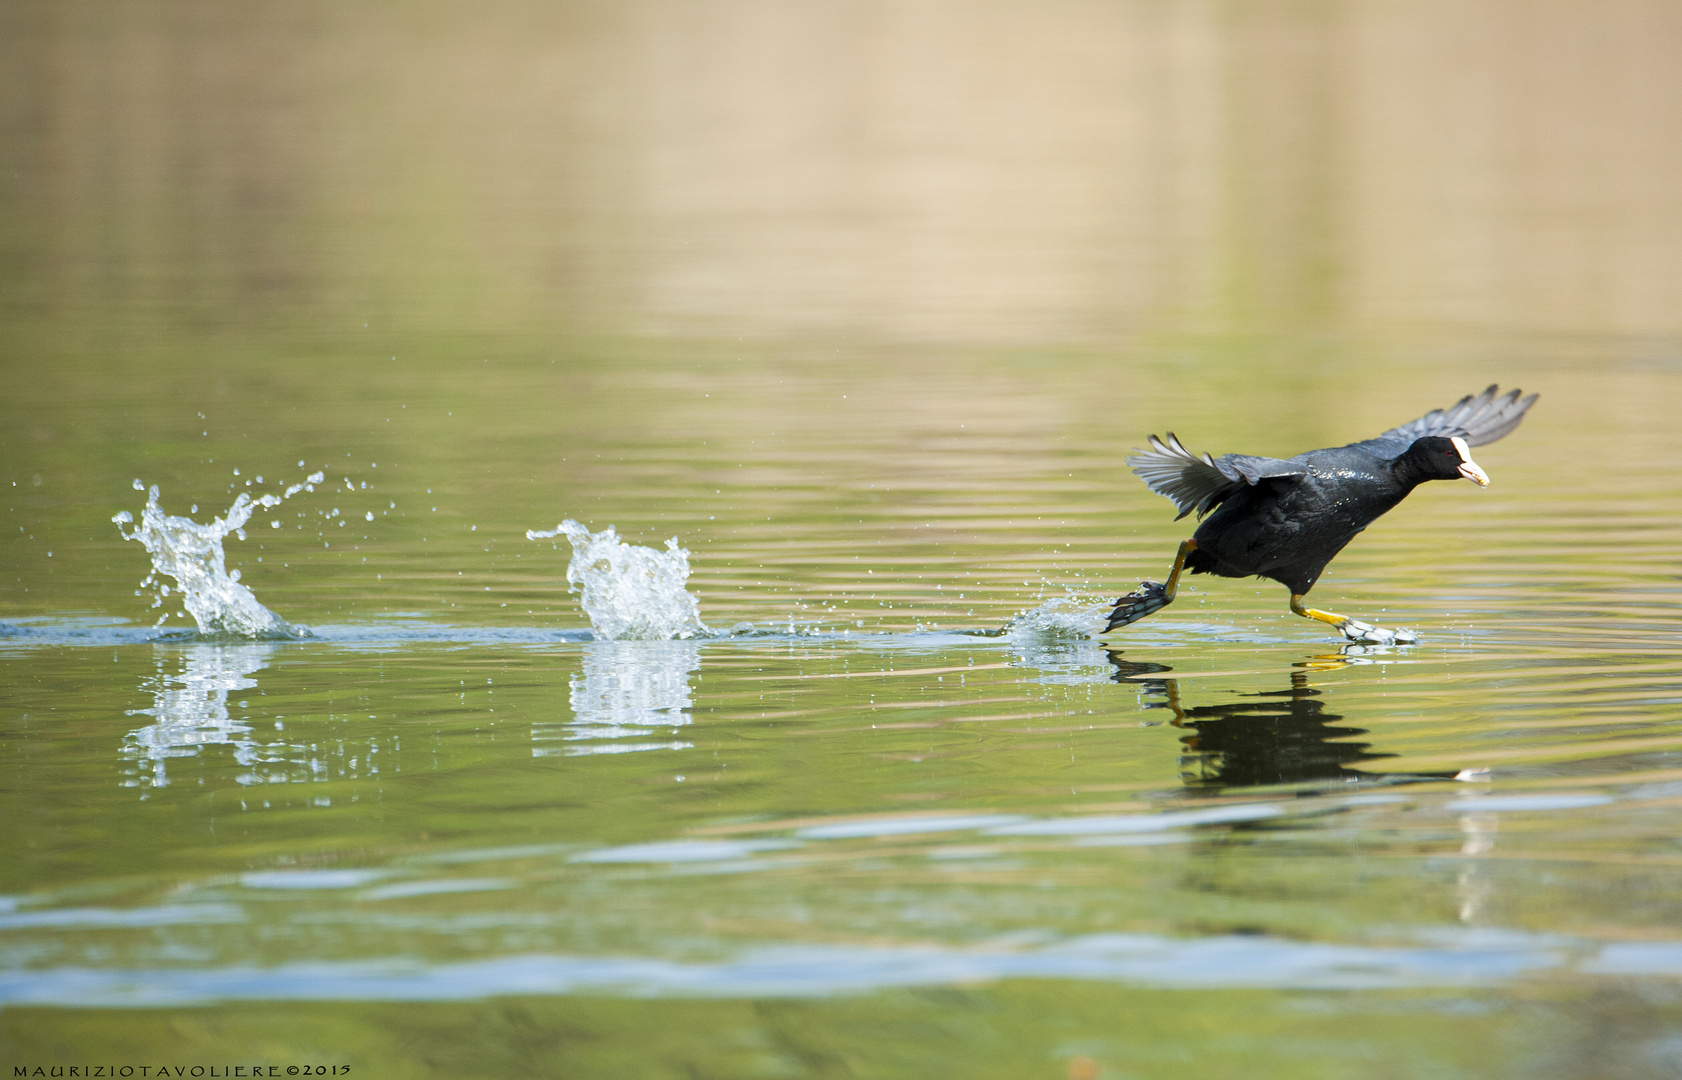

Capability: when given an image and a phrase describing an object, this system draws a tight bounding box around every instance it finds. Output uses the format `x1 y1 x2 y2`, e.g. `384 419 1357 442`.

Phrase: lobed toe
1337 619 1420 646
1104 580 1170 630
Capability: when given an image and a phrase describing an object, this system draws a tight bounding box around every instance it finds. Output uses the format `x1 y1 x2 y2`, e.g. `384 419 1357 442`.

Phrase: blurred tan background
3 0 1681 348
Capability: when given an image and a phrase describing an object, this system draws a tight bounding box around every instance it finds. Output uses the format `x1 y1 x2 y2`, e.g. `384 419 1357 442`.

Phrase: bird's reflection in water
1106 648 1454 793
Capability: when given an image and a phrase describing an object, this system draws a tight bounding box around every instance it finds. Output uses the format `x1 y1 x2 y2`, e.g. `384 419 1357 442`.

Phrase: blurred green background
5 0 1680 625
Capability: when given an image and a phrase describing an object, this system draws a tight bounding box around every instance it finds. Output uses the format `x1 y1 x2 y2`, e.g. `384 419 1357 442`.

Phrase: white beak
1451 437 1490 487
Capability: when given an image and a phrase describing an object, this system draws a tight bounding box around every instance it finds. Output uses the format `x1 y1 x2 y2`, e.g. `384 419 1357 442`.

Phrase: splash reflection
120 644 388 796
1008 630 1170 685
535 640 701 757
120 643 276 788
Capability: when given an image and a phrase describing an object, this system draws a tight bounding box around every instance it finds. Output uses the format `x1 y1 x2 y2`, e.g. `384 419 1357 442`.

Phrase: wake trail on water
114 479 317 640
530 518 1112 644
97 476 1102 646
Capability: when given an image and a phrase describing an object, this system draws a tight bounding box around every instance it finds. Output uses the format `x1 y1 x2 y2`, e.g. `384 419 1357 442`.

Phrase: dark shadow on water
1104 648 1459 794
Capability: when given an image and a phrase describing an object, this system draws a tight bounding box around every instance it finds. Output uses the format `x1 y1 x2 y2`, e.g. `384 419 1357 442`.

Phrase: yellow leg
1290 593 1419 646
1290 594 1349 630
1161 539 1196 599
1105 540 1197 631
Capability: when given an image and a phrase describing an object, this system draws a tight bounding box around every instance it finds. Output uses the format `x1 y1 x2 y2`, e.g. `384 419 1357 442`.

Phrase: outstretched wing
1345 384 1538 458
1127 433 1306 521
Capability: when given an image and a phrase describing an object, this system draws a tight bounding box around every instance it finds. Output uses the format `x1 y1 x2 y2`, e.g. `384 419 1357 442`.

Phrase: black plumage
1106 385 1538 644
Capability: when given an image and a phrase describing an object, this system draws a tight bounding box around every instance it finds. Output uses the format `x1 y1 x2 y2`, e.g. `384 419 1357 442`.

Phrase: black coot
1106 385 1538 644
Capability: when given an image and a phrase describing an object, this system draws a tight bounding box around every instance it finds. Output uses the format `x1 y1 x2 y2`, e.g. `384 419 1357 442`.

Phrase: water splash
995 595 1124 681
527 520 710 640
1002 594 1108 638
114 482 306 639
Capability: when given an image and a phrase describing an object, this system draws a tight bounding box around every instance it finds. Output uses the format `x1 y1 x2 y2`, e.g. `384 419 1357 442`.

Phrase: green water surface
6 2 1682 1077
